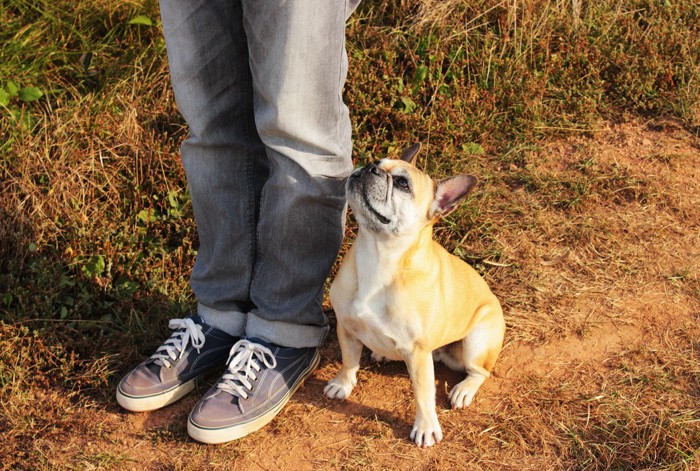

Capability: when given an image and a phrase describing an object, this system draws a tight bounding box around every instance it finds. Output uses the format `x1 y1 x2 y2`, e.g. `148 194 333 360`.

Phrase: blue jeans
159 0 359 348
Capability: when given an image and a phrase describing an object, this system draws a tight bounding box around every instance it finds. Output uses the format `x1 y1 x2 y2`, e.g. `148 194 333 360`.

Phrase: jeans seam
241 21 257 302
336 5 347 154
249 160 267 301
244 101 256 299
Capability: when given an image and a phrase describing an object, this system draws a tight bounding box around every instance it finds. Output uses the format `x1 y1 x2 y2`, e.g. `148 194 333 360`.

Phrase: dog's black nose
368 162 381 175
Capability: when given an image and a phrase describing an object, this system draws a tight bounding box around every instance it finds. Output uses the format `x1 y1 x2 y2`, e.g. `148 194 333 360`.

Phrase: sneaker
116 315 238 412
187 338 320 444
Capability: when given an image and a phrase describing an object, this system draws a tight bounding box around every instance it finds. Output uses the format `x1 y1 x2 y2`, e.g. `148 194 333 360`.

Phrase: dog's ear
429 175 478 219
400 142 421 166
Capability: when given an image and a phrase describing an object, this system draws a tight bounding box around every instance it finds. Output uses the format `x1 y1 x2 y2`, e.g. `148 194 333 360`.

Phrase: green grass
347 0 700 165
1 0 699 468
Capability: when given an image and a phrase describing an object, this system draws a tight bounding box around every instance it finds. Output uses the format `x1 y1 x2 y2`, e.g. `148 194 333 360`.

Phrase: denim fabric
159 0 358 347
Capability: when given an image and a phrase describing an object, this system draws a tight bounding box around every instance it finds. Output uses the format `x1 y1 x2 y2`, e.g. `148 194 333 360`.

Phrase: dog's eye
394 176 410 191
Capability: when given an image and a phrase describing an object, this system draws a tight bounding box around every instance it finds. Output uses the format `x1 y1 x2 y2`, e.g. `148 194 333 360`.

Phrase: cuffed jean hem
198 303 247 337
245 313 329 349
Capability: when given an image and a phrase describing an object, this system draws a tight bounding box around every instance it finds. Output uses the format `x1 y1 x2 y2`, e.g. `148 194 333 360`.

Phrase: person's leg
243 0 359 348
161 0 269 334
117 0 264 412
186 0 359 443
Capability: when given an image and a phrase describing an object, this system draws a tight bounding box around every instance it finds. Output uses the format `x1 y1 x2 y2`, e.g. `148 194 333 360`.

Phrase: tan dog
324 143 505 447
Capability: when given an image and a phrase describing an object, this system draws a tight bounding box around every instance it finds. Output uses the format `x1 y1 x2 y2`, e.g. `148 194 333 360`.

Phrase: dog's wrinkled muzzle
347 162 393 225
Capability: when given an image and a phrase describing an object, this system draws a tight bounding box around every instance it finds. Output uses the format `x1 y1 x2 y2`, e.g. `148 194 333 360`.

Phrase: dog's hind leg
324 323 363 400
448 307 505 409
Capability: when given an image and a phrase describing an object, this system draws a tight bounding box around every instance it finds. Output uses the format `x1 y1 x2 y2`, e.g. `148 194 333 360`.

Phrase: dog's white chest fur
338 236 418 361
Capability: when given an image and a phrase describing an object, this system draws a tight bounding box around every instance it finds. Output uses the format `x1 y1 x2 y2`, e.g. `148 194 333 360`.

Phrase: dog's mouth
362 190 391 224
348 171 392 225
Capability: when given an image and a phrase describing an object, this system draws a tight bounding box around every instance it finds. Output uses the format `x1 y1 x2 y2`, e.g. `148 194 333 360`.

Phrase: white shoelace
216 339 277 399
149 318 206 368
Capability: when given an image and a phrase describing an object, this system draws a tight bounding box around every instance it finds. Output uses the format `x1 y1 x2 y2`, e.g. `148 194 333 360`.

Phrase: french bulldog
324 143 505 447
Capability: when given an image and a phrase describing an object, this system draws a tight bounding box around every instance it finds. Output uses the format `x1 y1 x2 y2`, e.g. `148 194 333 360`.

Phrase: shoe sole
116 377 197 412
187 350 320 444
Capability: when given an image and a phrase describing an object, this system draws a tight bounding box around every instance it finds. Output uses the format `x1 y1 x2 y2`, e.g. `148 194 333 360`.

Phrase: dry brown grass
2 120 698 470
2 0 699 469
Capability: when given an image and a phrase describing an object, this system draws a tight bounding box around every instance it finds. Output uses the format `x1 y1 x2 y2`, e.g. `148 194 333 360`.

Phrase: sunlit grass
1 0 699 468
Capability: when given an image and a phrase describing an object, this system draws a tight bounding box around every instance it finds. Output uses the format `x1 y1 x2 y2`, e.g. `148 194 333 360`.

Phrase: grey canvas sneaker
187 338 320 444
116 315 238 412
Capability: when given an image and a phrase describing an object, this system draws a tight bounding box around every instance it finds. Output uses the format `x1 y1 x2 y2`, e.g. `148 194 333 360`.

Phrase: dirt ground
19 120 700 469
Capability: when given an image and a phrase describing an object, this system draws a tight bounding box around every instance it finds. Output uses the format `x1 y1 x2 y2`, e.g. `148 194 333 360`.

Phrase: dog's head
347 143 478 235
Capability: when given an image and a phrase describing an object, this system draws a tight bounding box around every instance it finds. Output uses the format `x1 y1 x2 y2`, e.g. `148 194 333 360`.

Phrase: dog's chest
344 295 411 361
340 253 418 361
334 236 420 360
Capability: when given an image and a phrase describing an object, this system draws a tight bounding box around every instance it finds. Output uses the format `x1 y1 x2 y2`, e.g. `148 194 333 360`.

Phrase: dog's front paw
324 375 356 400
410 414 443 447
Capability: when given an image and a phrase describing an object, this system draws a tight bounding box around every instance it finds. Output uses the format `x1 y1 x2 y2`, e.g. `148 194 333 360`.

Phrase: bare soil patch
3 120 699 470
